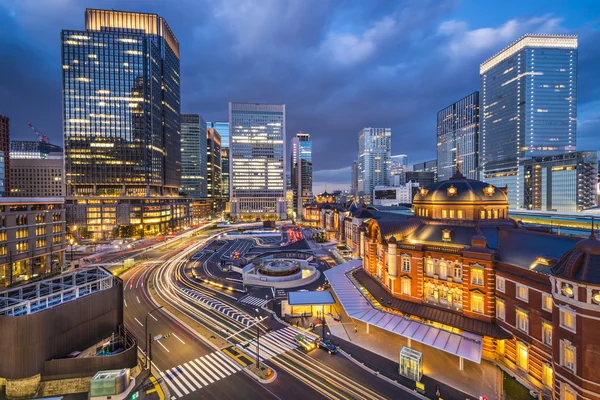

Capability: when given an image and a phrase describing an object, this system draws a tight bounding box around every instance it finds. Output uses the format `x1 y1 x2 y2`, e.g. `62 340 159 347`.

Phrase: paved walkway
325 302 500 400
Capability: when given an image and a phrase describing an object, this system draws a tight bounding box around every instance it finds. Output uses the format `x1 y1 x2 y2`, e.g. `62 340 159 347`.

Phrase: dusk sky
1 0 599 194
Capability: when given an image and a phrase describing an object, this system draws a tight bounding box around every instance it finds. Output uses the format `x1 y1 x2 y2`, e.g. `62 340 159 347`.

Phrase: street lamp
255 308 261 369
69 238 74 263
139 224 144 238
145 305 163 369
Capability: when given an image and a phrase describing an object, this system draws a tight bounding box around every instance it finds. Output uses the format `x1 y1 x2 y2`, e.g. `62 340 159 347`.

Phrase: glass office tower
229 102 286 220
206 127 222 198
62 9 181 197
291 132 313 218
357 128 391 202
62 9 190 238
214 122 229 148
181 114 207 197
479 34 578 207
437 92 479 181
221 148 230 199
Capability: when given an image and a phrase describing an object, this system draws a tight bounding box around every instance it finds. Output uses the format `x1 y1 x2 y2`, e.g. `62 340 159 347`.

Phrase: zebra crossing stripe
165 369 190 395
205 354 228 379
182 362 207 387
214 351 241 373
196 357 222 382
188 360 212 384
162 371 184 398
173 366 197 392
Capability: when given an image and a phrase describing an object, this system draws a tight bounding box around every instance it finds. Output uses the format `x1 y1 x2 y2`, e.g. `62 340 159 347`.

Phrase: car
315 338 337 354
293 334 316 352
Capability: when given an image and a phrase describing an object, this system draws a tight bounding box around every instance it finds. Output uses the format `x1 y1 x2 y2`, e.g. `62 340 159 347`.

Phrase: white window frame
438 261 448 280
401 277 411 296
542 363 553 387
559 308 576 333
401 257 411 272
425 259 434 276
542 320 552 346
542 293 552 312
471 267 484 286
471 293 484 314
516 342 528 371
496 298 505 321
496 276 505 293
516 309 529 334
561 340 576 373
453 264 462 281
516 283 529 302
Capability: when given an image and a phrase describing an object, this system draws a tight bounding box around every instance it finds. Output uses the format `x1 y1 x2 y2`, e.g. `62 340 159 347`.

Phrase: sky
1 0 599 194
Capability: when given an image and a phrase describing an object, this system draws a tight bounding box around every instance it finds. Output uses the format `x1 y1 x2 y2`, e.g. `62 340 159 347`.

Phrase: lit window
401 278 411 296
561 340 576 372
560 308 576 332
471 293 484 314
453 264 462 280
516 309 529 333
517 342 528 371
496 298 505 321
516 284 529 302
438 261 448 280
496 276 505 292
449 209 455 219
561 384 576 400
480 210 486 219
442 209 448 219
542 293 553 311
542 364 553 387
471 267 484 286
425 259 434 276
401 257 411 272
542 321 552 346
497 339 505 356
457 210 464 219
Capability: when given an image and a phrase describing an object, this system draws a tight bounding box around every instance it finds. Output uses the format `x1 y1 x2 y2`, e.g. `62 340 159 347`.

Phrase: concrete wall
0 279 124 380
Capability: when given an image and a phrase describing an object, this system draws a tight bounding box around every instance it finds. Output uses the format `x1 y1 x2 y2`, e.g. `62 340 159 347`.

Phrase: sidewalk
325 304 499 400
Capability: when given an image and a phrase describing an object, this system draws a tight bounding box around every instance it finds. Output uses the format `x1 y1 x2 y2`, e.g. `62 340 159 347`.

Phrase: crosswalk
239 326 317 362
239 295 268 307
161 350 242 399
183 288 254 326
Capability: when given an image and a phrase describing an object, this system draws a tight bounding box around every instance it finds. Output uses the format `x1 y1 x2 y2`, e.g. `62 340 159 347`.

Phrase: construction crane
27 122 50 143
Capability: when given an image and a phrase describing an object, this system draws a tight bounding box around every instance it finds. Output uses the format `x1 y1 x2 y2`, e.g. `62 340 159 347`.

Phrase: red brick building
359 168 600 399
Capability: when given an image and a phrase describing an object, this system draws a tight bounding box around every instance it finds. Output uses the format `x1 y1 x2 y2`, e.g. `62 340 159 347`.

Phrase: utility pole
145 305 163 369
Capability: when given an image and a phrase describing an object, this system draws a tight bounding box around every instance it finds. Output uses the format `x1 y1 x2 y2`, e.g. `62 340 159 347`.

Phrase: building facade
0 197 66 287
10 146 64 197
0 116 10 196
413 159 438 177
373 183 420 206
395 171 436 188
479 34 578 207
358 128 391 200
351 160 358 197
291 132 313 219
61 9 186 238
221 147 230 200
207 127 222 198
357 167 600 400
390 154 408 179
181 114 207 198
229 102 286 220
437 92 479 181
523 151 598 212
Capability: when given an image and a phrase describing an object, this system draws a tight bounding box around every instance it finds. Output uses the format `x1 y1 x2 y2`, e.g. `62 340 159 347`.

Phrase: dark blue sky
1 0 599 193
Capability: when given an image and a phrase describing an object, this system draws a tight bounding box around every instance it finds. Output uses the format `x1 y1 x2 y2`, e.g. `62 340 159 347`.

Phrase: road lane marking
137 296 141 303
156 339 170 353
184 362 209 386
134 317 143 327
150 313 158 322
173 366 196 392
172 333 185 344
165 369 189 395
147 376 164 400
124 299 127 307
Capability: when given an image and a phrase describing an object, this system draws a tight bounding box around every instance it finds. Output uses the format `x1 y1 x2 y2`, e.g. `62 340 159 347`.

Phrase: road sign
153 334 163 341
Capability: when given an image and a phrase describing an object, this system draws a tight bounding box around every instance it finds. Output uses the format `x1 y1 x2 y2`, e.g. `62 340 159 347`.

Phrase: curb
243 366 278 384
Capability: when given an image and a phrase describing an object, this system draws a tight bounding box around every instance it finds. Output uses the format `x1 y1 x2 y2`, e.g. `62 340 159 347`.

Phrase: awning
325 260 483 364
287 290 336 306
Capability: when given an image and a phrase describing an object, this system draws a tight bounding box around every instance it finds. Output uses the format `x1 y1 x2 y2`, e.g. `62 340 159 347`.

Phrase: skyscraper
390 154 408 186
357 128 391 201
437 92 479 181
291 132 313 218
229 102 286 220
0 116 10 197
62 9 190 237
479 34 578 206
351 160 358 197
221 148 230 199
206 127 222 198
181 114 207 198
213 122 230 148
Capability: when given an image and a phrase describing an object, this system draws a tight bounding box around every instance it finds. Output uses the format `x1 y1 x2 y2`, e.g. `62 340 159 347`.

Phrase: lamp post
69 238 74 264
255 308 261 369
139 224 144 239
145 305 163 369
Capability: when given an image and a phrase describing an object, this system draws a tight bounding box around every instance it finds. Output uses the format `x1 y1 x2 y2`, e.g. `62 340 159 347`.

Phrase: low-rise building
10 141 64 197
0 197 66 287
373 183 420 206
357 167 600 399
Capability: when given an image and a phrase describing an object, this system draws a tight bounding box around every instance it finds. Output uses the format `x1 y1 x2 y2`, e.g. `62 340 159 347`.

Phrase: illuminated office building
357 128 391 201
229 102 286 220
10 141 64 197
437 92 479 181
221 147 230 199
0 116 9 196
479 34 578 207
206 127 222 198
213 121 230 148
61 9 189 238
181 114 207 197
291 132 313 218
351 160 358 197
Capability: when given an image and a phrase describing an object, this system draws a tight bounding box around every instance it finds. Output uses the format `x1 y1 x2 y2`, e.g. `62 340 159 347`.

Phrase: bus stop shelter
284 290 336 318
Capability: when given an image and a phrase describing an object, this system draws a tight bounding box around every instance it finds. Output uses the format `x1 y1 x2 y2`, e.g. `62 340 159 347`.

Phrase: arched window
425 259 434 276
439 261 448 280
